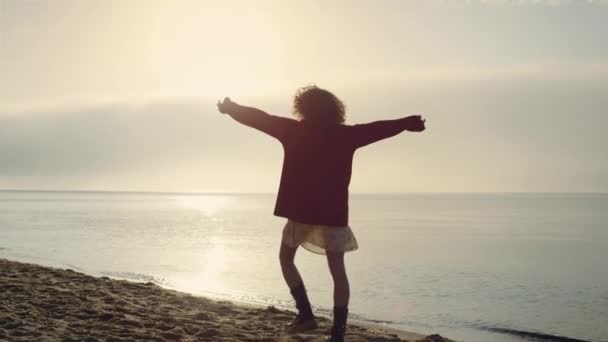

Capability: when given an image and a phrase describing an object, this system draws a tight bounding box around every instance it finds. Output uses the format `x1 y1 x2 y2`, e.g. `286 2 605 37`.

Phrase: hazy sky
1 0 607 193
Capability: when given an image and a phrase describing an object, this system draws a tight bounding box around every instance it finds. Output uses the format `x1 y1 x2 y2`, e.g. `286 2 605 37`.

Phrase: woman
217 85 426 342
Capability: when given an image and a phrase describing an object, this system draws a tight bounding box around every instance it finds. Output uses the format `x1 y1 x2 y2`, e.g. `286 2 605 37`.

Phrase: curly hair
292 85 345 125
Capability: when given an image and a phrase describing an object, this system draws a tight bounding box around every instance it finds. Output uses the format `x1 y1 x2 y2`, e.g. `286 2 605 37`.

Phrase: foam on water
98 271 171 287
480 327 592 342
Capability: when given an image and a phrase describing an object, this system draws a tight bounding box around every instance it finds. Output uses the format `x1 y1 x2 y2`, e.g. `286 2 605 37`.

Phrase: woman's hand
217 97 239 114
405 115 426 132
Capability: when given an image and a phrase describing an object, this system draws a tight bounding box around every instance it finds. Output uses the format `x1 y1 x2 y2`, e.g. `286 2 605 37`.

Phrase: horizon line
0 189 606 196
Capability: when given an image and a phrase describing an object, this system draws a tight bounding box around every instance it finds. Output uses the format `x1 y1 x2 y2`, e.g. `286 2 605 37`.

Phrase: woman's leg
279 243 303 288
280 242 317 331
326 251 349 341
326 251 349 307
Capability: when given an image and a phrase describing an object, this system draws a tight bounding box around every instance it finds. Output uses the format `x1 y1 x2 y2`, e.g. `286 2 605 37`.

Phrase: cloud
0 99 275 184
363 60 608 85
1 78 606 193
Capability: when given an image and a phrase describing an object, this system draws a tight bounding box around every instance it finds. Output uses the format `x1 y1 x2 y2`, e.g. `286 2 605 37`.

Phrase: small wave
357 318 395 324
64 264 87 272
195 290 392 325
99 271 170 286
480 326 591 342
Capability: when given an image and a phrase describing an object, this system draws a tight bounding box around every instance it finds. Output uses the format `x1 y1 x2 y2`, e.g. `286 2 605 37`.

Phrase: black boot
286 283 318 333
325 306 348 342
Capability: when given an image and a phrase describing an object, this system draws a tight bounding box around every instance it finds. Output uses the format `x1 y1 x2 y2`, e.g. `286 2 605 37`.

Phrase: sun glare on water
174 195 233 216
172 194 235 292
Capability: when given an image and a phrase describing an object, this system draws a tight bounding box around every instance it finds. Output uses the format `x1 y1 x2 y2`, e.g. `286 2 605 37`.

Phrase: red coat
228 106 414 227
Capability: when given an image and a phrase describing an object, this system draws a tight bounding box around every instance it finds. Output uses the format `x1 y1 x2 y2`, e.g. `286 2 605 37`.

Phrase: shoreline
0 258 454 341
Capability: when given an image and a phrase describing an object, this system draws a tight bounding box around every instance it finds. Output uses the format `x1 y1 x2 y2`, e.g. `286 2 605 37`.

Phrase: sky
1 0 607 193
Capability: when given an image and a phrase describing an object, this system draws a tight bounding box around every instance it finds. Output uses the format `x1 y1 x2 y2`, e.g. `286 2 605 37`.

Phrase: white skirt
281 219 359 255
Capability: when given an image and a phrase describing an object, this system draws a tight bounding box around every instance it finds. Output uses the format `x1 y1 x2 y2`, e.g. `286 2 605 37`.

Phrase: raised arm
349 115 426 148
217 97 292 141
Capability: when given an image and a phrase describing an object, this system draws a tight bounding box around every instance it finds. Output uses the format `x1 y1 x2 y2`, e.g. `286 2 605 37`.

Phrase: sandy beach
0 259 454 342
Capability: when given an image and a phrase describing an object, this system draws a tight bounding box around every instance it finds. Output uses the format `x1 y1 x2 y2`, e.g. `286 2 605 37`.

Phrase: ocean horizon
3 189 607 194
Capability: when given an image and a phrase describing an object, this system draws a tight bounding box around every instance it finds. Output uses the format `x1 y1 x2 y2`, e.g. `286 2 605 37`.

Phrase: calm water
1 191 607 342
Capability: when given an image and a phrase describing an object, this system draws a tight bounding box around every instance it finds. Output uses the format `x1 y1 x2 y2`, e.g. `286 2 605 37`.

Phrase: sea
1 191 606 342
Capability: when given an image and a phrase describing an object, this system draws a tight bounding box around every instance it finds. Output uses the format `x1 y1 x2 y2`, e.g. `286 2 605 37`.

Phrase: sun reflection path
171 235 233 295
174 195 233 216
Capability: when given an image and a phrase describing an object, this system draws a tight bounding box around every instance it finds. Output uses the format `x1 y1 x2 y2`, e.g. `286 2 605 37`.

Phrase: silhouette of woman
217 85 426 342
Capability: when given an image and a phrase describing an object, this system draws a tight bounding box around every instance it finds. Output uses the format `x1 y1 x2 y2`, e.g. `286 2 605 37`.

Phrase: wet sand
0 258 455 341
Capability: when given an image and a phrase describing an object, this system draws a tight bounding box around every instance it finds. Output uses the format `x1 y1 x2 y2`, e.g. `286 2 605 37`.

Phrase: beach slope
0 259 453 342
